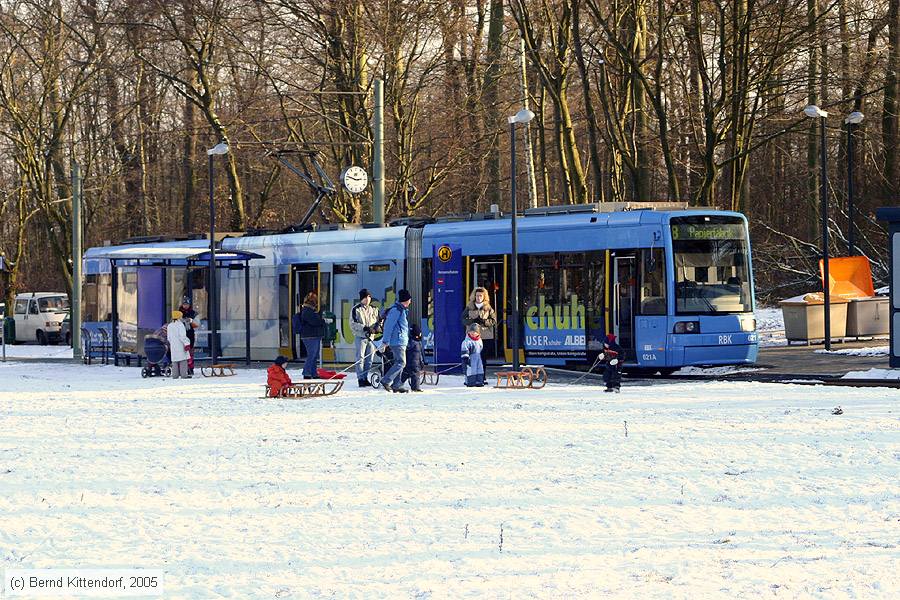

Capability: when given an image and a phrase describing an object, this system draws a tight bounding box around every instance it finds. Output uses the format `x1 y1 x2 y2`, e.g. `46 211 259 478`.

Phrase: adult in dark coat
178 296 199 373
299 292 326 379
401 324 425 392
601 333 624 392
461 287 498 358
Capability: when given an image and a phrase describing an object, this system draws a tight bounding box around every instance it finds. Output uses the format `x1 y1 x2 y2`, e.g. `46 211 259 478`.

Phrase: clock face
341 166 368 194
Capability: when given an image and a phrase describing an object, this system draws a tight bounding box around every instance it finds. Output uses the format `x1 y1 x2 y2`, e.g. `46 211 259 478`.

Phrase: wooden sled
422 370 440 386
494 366 548 390
263 379 344 398
201 363 236 377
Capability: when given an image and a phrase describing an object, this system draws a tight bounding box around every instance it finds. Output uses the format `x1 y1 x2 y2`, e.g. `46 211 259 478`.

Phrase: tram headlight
740 317 757 332
673 321 701 334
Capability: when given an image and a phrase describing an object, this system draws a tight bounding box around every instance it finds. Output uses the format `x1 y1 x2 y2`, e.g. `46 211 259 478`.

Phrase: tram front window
671 218 752 314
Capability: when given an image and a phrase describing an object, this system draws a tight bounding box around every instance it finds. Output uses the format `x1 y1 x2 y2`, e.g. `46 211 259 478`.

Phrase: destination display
671 223 745 241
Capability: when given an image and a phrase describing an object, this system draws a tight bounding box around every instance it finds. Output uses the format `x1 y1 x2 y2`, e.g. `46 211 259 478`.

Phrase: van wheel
36 330 47 345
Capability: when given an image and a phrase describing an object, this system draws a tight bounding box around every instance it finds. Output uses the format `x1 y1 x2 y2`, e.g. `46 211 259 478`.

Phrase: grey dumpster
846 296 889 337
780 294 848 343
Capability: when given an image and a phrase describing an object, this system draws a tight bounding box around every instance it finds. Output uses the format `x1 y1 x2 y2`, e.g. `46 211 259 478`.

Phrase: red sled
316 368 347 380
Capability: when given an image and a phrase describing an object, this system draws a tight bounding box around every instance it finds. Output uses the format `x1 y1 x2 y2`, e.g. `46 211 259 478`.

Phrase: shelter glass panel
116 267 139 353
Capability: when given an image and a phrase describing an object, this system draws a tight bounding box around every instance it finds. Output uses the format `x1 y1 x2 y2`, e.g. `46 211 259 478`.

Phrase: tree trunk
483 0 504 209
572 0 603 202
884 0 900 202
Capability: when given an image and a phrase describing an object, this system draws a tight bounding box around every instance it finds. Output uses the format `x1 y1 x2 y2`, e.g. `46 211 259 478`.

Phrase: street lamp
207 142 229 364
507 108 534 371
803 105 832 350
844 111 864 256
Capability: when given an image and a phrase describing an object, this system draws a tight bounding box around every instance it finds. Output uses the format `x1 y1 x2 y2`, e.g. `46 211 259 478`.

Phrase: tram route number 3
438 245 453 262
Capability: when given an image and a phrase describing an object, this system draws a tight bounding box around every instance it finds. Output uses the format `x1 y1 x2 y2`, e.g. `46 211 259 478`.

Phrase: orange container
818 256 875 299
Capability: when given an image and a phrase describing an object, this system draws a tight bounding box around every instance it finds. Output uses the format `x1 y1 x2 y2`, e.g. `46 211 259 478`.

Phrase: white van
13 292 69 344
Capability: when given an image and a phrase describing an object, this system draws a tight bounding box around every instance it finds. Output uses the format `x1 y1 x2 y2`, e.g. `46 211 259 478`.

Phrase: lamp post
207 142 229 364
507 108 535 371
72 160 82 361
804 105 832 350
844 111 864 256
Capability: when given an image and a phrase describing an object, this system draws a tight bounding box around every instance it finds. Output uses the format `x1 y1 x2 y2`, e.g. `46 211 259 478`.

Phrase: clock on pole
340 166 368 194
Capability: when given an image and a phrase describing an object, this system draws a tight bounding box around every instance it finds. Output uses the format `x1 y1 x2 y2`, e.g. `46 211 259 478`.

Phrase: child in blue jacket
461 323 485 387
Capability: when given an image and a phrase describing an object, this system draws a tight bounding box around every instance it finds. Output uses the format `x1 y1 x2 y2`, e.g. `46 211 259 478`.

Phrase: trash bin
779 293 848 343
846 296 889 337
322 311 337 344
2 316 14 344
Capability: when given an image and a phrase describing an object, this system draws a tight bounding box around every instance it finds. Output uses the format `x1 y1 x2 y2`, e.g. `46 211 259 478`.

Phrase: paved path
757 340 887 377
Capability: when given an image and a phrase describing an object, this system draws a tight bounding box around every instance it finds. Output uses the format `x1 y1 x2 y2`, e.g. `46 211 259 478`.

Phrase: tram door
292 264 319 359
613 254 638 355
469 256 504 360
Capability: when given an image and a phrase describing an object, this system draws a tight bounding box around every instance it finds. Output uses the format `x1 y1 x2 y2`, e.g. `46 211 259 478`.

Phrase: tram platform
656 338 894 388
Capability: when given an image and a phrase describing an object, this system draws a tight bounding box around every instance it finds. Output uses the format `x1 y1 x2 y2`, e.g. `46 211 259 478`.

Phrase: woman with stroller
299 292 326 379
167 310 192 379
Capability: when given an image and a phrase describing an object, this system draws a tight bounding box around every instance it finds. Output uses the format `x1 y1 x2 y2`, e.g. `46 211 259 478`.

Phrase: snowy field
0 343 73 359
1 362 899 599
756 306 786 347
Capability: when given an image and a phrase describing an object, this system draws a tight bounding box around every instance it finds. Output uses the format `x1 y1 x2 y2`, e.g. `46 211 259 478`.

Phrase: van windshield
39 296 70 313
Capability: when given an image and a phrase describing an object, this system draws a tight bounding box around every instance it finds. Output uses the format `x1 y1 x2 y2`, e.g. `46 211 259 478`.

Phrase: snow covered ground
1 362 898 598
0 343 73 359
755 307 786 347
843 368 900 380
816 346 889 357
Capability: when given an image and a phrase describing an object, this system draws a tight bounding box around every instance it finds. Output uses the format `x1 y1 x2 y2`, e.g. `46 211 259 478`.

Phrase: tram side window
558 253 586 306
640 248 667 315
421 258 433 330
522 253 587 306
585 252 606 348
522 254 557 310
278 274 290 348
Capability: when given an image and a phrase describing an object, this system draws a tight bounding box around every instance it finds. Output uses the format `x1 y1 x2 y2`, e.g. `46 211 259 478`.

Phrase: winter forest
0 0 898 307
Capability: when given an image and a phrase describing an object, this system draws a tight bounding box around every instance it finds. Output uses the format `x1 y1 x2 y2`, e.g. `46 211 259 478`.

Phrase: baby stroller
367 345 395 388
141 335 171 378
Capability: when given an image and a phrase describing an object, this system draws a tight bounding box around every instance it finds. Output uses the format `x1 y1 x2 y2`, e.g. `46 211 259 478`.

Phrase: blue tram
82 203 758 370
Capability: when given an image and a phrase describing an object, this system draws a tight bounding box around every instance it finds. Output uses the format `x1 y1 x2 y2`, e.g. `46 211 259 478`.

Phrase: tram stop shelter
88 246 263 366
876 207 900 367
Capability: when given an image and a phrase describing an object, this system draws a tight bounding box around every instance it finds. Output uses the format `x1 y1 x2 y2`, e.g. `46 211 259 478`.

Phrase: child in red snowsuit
267 355 293 397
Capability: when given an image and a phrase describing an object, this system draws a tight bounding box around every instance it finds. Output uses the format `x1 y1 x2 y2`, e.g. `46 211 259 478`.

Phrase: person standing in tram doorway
350 288 380 387
379 289 412 393
299 291 326 379
462 287 497 359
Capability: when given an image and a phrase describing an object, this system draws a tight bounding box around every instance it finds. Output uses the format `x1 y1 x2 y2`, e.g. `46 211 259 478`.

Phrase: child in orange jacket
267 356 293 397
